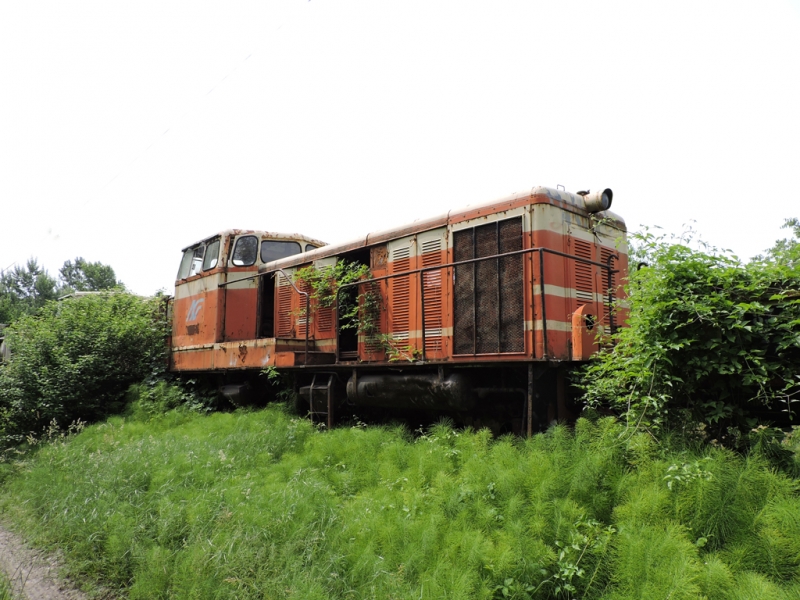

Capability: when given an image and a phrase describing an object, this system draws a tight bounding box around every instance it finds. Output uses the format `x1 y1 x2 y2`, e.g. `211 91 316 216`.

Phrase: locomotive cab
170 230 326 371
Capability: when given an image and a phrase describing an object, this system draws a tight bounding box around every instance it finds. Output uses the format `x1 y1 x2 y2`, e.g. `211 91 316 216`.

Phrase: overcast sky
3 0 799 295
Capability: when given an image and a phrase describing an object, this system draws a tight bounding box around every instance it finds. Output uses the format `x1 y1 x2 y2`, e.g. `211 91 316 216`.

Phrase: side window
231 235 258 266
260 240 302 263
177 249 194 280
305 244 318 252
189 246 205 277
202 239 220 271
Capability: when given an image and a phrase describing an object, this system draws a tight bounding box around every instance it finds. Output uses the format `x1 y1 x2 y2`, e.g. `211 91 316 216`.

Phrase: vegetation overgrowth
580 218 800 440
0 256 122 324
2 396 800 599
0 293 170 445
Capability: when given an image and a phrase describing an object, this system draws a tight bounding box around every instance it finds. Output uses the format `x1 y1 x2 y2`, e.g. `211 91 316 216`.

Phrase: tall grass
1 401 799 599
0 572 12 600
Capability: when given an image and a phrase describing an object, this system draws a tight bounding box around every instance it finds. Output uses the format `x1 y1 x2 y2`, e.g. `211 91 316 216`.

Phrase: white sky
2 0 799 295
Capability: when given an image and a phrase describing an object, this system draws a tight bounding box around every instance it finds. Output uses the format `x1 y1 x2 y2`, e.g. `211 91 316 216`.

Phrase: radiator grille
498 219 524 352
421 238 443 353
454 217 524 354
454 230 475 355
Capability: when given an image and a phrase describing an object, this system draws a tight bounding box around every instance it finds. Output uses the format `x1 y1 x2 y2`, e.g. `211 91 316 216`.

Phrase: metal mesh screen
453 229 475 355
498 218 524 352
475 224 499 353
453 217 524 354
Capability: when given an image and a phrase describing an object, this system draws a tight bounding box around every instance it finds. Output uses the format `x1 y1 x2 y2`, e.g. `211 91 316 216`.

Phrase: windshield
261 240 302 263
232 235 258 266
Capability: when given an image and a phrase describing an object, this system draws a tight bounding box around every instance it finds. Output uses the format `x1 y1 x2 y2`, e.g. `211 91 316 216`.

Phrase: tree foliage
580 220 800 439
59 256 123 292
0 259 59 323
0 257 123 324
0 293 169 444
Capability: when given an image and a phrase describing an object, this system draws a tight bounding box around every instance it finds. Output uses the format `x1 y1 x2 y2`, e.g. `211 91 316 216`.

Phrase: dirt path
0 523 90 600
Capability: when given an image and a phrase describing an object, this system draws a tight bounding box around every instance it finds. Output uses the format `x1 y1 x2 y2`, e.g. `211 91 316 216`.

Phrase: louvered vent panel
390 246 411 339
276 284 293 337
421 238 443 353
296 281 310 338
317 308 333 332
573 239 594 305
600 247 616 326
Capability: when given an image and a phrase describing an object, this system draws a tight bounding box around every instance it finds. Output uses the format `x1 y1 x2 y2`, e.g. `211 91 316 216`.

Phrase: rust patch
238 343 248 363
186 324 200 335
371 245 388 269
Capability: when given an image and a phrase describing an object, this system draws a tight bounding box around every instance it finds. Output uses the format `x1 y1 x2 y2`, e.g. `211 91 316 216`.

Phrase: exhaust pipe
580 188 613 213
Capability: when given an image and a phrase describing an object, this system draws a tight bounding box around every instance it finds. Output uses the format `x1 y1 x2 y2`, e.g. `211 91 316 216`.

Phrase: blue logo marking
186 298 205 322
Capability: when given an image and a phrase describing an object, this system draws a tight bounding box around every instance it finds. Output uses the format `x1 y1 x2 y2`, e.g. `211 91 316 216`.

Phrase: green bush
0 293 169 444
580 221 800 437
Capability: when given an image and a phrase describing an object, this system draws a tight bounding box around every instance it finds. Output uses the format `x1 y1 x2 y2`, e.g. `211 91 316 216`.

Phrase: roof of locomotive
180 229 328 253
258 185 626 273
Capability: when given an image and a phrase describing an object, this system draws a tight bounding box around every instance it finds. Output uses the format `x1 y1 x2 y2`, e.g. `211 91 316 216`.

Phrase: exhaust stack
580 188 613 213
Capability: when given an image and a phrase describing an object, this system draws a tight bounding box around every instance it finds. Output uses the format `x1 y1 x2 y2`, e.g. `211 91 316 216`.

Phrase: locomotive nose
582 188 613 212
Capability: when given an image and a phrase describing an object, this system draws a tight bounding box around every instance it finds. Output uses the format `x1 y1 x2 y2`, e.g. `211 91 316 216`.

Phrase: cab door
223 234 260 341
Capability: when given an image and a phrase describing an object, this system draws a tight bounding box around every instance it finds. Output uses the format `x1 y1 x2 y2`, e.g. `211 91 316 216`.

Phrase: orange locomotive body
170 186 628 432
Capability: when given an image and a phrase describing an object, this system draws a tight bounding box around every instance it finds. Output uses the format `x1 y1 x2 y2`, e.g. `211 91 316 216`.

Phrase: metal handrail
333 245 619 362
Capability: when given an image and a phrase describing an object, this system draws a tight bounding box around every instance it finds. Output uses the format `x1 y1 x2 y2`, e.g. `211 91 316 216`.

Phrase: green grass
1 405 799 599
0 572 13 600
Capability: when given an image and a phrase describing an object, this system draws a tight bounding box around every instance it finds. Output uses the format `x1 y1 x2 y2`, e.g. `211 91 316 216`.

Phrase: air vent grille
600 247 616 326
276 284 293 337
421 238 443 353
573 239 594 305
389 245 411 339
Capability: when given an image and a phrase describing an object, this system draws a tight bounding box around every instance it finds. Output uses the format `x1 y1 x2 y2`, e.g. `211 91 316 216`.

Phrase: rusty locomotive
169 185 628 434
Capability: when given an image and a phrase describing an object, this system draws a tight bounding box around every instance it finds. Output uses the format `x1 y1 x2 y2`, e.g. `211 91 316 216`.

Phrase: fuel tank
346 371 476 411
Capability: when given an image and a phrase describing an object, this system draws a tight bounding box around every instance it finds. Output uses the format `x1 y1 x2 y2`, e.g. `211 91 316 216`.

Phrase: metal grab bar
332 245 620 362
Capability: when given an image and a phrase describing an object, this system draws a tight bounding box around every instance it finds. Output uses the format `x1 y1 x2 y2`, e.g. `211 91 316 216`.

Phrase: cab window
231 235 258 266
260 240 302 263
305 244 318 252
188 246 205 277
202 239 220 271
177 249 194 280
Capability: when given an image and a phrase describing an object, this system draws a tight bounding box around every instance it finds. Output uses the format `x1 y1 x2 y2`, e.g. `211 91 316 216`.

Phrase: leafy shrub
580 221 800 437
0 293 169 443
